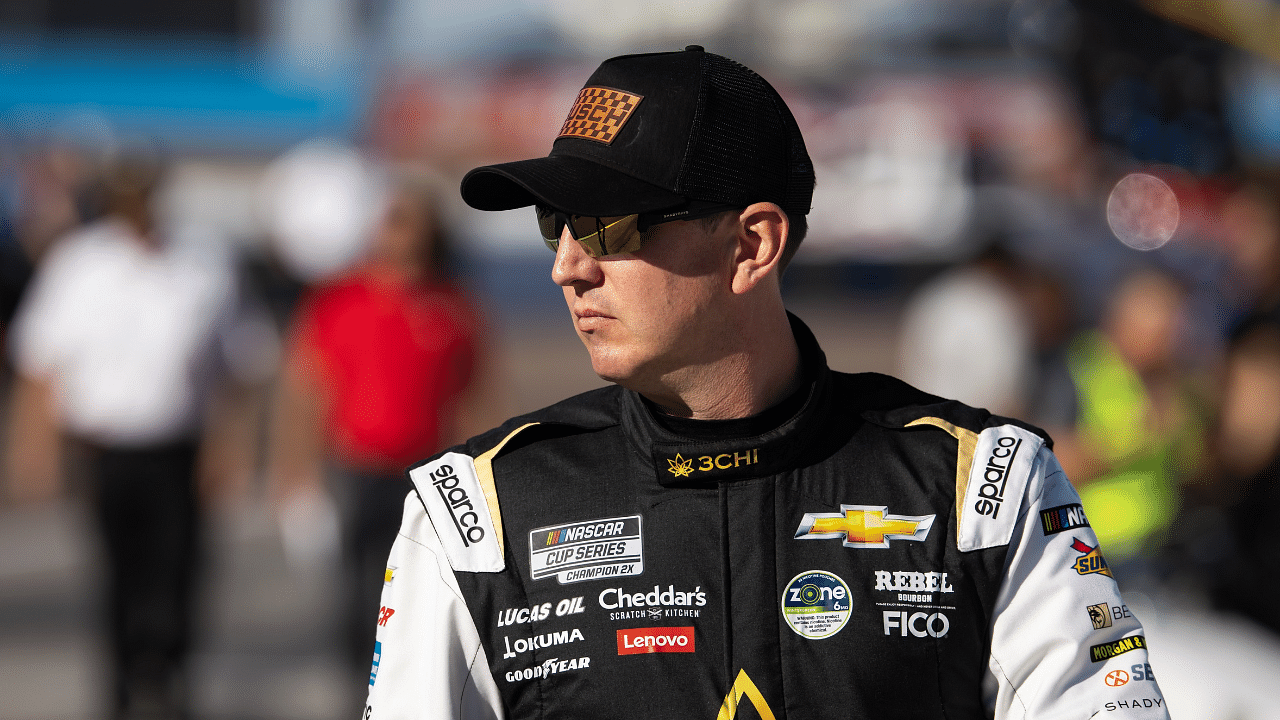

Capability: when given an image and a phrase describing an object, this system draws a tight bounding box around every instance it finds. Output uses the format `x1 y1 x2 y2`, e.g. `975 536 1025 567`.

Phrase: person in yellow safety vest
1066 268 1206 564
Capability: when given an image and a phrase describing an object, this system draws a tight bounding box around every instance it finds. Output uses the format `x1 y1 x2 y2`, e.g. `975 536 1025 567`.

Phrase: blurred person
5 156 244 720
365 47 1168 719
897 242 1034 418
1197 182 1280 636
1064 267 1208 577
268 171 492 676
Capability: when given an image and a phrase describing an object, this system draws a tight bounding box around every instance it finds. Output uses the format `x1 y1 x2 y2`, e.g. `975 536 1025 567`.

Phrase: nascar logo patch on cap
558 87 643 144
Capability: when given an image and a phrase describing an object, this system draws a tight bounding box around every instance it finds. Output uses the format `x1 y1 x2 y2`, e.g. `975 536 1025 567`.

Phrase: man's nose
551 228 603 287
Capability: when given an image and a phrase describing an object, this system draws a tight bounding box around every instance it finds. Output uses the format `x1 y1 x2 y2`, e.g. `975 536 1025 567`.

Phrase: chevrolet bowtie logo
794 505 936 548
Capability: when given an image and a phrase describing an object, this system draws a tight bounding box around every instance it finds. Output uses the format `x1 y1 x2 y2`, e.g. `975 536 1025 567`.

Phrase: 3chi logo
665 449 759 478
668 454 693 478
1105 669 1130 687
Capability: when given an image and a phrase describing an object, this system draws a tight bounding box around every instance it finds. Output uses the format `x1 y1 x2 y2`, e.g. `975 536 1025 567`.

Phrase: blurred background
2 0 1280 718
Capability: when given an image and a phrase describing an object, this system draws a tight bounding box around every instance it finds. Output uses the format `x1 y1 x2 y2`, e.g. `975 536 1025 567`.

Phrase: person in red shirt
270 172 491 672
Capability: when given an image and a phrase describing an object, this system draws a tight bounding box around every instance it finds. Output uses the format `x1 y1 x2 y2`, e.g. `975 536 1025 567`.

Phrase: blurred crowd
1 1 1280 718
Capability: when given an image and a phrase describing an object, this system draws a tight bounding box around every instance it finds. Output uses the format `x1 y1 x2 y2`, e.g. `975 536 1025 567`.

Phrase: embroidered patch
529 515 644 584
558 87 643 144
410 452 504 573
957 425 1044 551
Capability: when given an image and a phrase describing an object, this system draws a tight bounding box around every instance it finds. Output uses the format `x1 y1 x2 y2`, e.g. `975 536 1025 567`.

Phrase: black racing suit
364 316 1170 719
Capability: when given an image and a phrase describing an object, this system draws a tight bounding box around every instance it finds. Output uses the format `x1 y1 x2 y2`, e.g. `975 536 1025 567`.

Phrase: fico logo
882 610 950 638
616 626 695 655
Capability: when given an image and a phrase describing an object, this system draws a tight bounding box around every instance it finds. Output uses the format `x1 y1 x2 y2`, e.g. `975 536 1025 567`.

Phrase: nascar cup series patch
529 515 644 584
409 452 504 573
957 425 1044 552
781 570 852 639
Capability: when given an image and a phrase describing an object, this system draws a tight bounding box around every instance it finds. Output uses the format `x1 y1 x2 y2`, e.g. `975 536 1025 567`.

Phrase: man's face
551 213 737 393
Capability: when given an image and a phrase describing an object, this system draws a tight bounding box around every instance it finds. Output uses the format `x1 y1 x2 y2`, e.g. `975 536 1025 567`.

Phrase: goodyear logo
1071 538 1113 578
794 505 934 549
1089 634 1147 662
1041 503 1089 535
558 87 643 144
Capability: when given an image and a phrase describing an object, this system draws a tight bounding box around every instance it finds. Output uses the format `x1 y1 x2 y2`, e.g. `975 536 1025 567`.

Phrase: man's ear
730 202 788 295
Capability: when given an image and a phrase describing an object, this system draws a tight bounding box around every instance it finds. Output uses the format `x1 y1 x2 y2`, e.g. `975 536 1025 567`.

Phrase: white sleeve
363 491 505 720
984 445 1171 719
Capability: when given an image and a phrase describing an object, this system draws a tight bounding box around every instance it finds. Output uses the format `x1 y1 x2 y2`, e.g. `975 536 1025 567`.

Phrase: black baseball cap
459 46 814 218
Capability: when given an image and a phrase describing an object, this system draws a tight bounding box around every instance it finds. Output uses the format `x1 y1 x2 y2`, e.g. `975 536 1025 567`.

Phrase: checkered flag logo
558 87 644 144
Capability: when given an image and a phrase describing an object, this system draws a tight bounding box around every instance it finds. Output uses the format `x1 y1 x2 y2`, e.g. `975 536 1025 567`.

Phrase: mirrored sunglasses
536 202 741 257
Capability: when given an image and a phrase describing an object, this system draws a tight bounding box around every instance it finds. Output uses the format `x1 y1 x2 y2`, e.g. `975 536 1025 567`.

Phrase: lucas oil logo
794 505 934 548
529 515 644 584
781 570 852 639
1071 538 1113 578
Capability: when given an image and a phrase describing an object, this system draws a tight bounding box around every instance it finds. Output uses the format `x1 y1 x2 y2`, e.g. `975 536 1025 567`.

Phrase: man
364 47 1169 719
7 157 243 720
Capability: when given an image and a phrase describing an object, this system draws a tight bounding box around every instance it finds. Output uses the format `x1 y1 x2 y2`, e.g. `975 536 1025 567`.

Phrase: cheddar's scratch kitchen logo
529 515 644 584
1071 538 1113 578
794 505 935 548
664 449 760 478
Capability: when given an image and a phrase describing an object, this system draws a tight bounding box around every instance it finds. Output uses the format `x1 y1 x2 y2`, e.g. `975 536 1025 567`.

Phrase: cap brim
460 155 685 217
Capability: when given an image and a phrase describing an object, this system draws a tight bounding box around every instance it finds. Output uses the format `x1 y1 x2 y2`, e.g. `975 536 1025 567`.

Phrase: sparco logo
430 464 484 546
974 436 1023 518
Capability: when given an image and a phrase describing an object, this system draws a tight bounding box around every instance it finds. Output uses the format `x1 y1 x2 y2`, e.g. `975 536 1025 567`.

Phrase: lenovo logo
616 626 695 655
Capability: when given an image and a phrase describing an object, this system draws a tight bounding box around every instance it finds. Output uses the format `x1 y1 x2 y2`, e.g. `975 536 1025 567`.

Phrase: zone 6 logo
1105 669 1129 687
